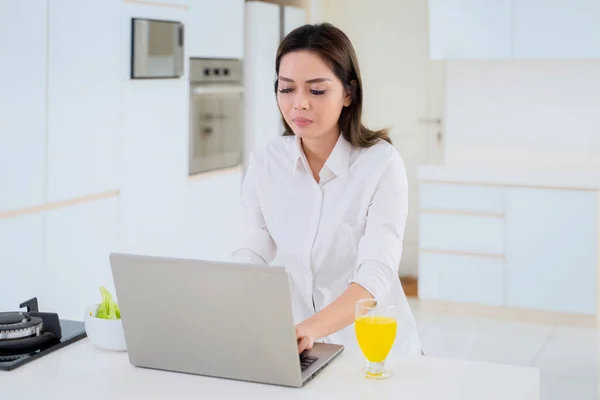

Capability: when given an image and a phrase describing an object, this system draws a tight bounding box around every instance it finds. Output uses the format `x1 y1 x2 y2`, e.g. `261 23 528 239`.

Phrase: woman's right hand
295 324 316 354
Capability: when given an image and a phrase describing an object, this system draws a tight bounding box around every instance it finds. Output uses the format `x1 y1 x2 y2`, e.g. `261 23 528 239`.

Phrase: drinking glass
354 299 397 379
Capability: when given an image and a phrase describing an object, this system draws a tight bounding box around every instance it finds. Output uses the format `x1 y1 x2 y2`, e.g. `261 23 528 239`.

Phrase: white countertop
1 339 540 399
418 164 600 190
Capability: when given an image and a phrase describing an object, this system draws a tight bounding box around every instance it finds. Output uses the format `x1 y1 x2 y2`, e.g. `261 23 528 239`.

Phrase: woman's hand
295 323 317 354
293 283 373 353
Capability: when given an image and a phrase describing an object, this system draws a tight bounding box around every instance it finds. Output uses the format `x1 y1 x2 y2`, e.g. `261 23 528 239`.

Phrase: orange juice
355 316 397 362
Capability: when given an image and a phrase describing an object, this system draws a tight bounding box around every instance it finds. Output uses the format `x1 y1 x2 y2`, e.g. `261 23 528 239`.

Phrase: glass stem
366 361 385 375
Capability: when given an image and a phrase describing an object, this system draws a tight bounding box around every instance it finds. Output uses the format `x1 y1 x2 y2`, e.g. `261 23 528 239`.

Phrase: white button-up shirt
232 134 422 355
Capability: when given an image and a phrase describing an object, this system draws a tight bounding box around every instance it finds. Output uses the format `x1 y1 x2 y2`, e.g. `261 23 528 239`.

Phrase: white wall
443 60 600 168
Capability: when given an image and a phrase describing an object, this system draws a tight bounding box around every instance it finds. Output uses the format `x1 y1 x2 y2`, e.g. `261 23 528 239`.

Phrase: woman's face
277 50 351 141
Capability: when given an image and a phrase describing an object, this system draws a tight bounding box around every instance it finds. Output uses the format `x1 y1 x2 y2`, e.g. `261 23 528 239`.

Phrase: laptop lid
109 252 304 387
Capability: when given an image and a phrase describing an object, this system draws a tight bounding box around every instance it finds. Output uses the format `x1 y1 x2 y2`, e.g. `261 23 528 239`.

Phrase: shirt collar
291 133 353 182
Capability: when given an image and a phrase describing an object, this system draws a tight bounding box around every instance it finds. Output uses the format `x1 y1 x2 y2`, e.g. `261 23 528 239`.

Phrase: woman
232 23 422 356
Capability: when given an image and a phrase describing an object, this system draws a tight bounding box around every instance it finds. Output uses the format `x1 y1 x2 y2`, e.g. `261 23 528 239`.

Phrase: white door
321 0 445 277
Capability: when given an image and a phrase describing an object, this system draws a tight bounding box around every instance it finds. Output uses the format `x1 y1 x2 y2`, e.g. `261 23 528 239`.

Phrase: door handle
418 118 442 125
203 113 227 121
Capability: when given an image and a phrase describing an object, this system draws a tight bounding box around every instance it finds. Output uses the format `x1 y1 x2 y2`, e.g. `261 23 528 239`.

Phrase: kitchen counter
0 339 539 399
419 164 600 191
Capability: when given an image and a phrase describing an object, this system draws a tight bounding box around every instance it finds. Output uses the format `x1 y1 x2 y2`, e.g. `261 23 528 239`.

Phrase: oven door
189 85 244 175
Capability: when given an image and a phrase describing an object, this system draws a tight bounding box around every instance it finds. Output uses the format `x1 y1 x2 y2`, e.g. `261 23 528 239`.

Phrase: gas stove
0 297 87 371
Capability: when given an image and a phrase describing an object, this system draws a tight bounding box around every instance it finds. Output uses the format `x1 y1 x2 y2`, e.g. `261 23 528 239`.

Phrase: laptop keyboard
299 354 318 372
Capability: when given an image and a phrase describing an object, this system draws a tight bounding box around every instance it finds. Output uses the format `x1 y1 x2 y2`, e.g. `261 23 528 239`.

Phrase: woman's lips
293 117 313 127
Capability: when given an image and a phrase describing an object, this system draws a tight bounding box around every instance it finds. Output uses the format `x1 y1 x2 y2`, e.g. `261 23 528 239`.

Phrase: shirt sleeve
230 153 277 265
350 152 408 300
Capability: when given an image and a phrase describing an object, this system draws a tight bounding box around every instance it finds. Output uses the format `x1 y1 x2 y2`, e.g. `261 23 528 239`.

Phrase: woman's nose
293 96 309 110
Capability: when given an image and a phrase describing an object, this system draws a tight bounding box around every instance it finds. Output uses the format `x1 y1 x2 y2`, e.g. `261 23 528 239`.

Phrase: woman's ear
344 80 357 107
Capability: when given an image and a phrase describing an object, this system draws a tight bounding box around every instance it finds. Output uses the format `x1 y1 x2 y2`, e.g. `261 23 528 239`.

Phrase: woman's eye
311 90 326 95
278 88 293 93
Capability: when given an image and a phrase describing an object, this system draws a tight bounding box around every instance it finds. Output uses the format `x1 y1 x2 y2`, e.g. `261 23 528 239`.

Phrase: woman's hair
274 23 392 148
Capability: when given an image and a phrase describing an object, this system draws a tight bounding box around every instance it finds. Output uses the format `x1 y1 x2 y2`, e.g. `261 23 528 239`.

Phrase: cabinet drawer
418 252 504 306
420 183 505 214
419 213 504 256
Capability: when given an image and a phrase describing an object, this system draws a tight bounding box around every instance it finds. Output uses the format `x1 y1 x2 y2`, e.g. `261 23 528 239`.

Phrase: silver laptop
109 252 344 388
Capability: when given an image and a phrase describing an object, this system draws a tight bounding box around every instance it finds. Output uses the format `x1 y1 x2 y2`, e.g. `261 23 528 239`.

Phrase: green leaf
96 286 121 320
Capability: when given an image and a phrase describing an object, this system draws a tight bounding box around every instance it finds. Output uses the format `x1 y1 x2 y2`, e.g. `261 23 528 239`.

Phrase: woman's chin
292 126 316 138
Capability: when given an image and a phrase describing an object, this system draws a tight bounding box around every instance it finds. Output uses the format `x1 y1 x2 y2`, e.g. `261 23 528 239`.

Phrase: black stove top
0 298 87 371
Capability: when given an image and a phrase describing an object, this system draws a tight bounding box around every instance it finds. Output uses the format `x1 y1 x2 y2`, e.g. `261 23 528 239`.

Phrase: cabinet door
46 0 122 202
428 0 512 59
43 196 119 321
0 1 47 213
188 0 244 59
0 214 44 312
505 188 597 314
419 252 504 306
513 0 600 58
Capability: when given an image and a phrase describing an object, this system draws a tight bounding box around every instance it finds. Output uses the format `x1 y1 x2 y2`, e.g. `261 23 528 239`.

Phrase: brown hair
274 23 391 147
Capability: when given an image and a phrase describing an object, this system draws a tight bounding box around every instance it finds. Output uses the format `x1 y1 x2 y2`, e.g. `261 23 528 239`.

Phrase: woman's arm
296 152 408 353
296 283 372 352
231 153 277 265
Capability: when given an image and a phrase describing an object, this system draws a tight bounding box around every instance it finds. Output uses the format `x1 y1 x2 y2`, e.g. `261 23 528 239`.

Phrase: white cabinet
418 181 597 315
0 1 47 213
419 253 504 306
505 188 597 314
188 0 245 59
0 214 44 312
513 0 600 58
418 182 508 306
429 0 600 59
428 0 512 59
420 183 506 214
420 213 505 255
43 196 119 321
46 0 122 202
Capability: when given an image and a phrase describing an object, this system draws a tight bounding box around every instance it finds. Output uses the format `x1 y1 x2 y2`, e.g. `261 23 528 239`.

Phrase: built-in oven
189 58 244 176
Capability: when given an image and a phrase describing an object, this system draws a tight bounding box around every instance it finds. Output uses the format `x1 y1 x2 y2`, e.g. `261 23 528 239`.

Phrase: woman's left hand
295 323 317 354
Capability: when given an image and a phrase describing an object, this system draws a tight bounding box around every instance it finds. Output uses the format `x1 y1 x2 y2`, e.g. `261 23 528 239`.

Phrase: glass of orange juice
355 299 397 379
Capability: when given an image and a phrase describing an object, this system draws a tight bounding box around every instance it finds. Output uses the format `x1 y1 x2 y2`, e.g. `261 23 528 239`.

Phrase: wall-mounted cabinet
188 0 245 59
429 0 600 59
512 0 600 59
428 0 512 59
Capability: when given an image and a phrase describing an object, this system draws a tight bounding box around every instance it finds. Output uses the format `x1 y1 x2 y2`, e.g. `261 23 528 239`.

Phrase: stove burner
0 354 22 362
0 298 62 355
0 312 43 340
